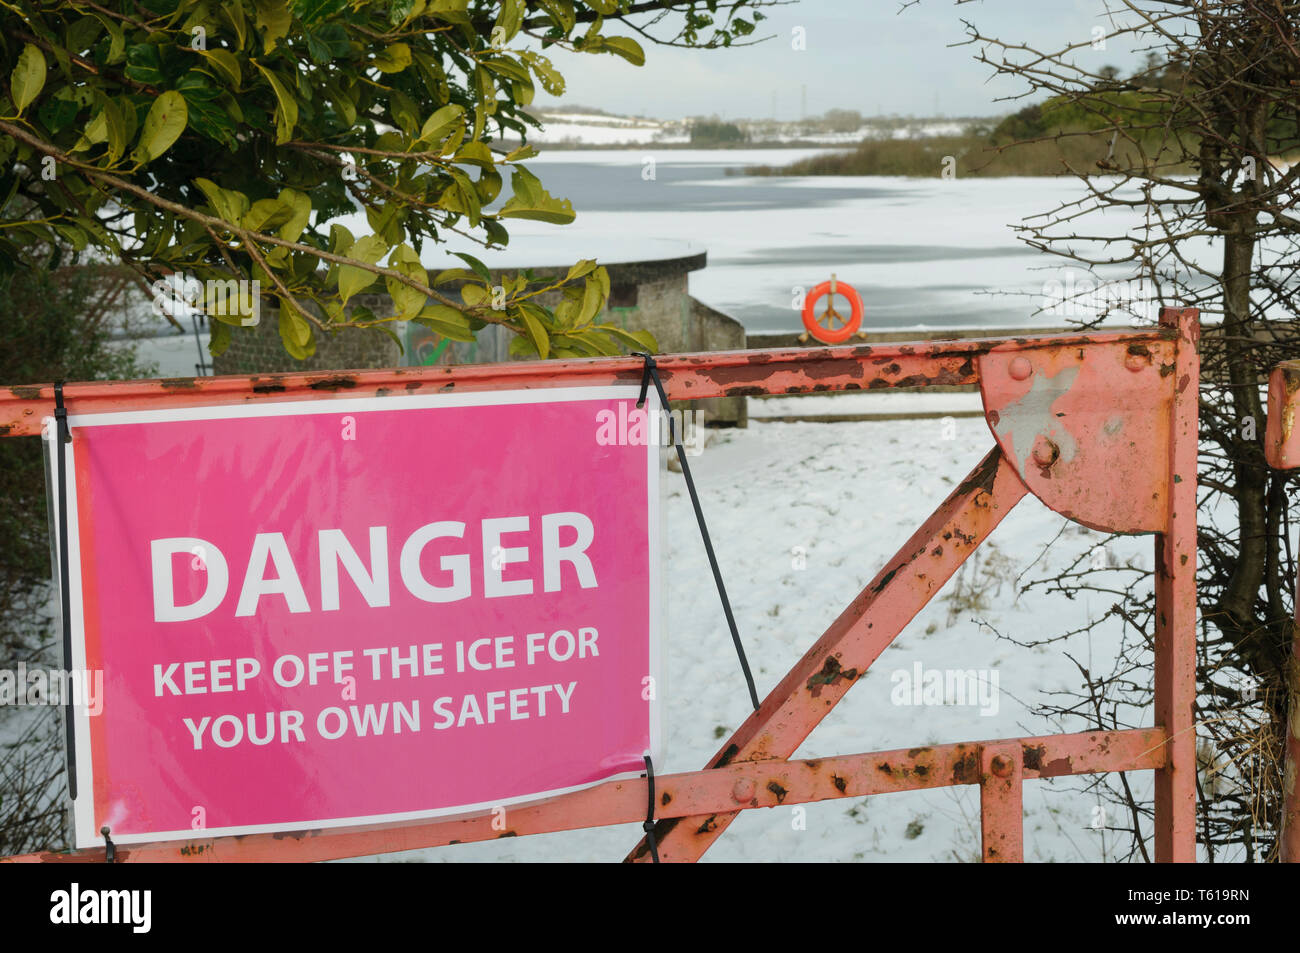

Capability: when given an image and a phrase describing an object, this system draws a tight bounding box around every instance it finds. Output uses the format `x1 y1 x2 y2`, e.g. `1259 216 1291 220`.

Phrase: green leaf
278 306 315 359
432 267 476 285
71 96 125 161
565 258 597 283
177 71 236 148
499 166 575 224
428 0 471 26
242 198 293 233
102 98 128 162
388 0 418 27
481 56 530 84
133 90 188 164
124 44 164 86
290 0 349 27
330 86 356 126
209 319 233 356
452 251 492 282
437 124 465 157
92 14 127 64
329 223 354 254
511 77 535 108
597 324 658 353
198 49 242 89
454 140 495 169
277 188 311 242
414 303 477 342
253 0 292 54
38 89 85 135
603 36 645 67
10 45 46 115
223 2 248 49
255 64 298 144
385 242 428 319
517 305 549 359
474 168 502 204
390 89 419 135
72 108 109 151
439 177 482 224
305 25 349 63
577 274 604 324
574 329 620 357
337 234 387 303
350 234 389 264
494 0 524 45
460 282 489 307
418 103 464 144
505 142 538 162
336 266 375 304
373 43 412 74
53 223 88 251
193 177 249 225
509 334 538 359
537 0 575 33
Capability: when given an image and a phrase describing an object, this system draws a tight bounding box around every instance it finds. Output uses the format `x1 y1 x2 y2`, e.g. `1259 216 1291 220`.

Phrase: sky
531 0 1154 120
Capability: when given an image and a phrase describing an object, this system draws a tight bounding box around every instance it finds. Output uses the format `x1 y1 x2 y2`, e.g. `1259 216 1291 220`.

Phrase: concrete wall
212 293 401 376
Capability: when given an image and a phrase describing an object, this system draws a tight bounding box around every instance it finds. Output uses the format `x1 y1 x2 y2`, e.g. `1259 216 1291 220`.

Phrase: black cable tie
632 353 760 711
634 351 655 409
101 826 115 863
642 754 659 863
54 382 77 802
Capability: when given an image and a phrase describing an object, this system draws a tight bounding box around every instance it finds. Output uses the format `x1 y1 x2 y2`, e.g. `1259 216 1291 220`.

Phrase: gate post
1153 306 1199 863
1264 358 1300 861
979 743 1023 862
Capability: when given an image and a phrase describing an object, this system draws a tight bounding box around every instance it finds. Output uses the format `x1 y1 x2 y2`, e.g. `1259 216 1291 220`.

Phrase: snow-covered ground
521 112 689 146
749 391 984 419
888 121 969 140
366 410 1156 863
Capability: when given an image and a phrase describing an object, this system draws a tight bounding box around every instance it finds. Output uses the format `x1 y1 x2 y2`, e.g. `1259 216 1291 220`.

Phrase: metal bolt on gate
0 307 1200 863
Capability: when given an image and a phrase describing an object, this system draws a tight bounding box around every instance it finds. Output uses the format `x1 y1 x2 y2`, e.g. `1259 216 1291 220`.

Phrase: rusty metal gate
0 307 1200 863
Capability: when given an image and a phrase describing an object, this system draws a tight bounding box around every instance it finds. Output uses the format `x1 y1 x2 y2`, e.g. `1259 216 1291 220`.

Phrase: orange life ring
801 280 864 344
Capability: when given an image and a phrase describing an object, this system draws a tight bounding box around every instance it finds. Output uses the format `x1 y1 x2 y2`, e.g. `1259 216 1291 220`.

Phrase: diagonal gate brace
627 447 1029 862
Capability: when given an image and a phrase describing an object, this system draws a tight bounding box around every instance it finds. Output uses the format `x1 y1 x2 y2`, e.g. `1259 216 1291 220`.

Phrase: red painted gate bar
0 308 1200 863
1265 358 1300 862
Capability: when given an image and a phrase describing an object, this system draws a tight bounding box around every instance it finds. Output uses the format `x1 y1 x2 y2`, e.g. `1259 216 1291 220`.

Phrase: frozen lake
464 149 1079 334
133 150 1184 376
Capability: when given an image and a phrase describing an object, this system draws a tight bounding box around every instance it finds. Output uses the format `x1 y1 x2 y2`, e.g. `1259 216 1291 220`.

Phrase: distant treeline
748 57 1300 177
743 129 1156 177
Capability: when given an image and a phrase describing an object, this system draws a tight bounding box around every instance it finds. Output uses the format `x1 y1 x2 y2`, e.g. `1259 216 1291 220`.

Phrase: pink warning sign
55 386 662 847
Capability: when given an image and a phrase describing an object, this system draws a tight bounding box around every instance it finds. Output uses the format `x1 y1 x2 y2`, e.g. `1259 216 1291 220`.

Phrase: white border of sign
48 385 663 849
